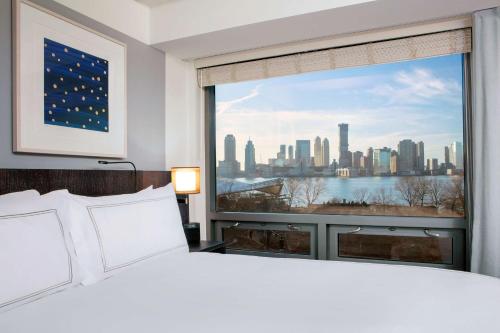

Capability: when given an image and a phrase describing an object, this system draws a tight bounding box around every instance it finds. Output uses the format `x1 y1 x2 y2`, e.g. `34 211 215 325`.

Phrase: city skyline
218 131 462 175
216 54 464 165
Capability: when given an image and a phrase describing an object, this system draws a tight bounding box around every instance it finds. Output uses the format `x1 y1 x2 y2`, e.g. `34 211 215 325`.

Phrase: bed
1 169 500 332
1 251 500 333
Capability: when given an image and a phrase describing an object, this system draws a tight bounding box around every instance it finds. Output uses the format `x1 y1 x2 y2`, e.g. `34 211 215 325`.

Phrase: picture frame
12 0 127 158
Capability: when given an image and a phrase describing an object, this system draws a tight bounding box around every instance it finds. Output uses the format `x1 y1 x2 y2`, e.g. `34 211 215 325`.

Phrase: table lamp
171 166 200 222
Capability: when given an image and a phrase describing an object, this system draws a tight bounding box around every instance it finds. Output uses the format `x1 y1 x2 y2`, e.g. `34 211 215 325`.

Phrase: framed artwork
13 0 127 158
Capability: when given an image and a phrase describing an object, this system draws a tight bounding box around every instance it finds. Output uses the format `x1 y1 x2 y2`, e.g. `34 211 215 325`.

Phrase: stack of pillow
0 184 187 312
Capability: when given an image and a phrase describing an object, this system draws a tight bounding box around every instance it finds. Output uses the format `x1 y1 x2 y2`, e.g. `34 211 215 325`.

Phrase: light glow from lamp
171 167 200 194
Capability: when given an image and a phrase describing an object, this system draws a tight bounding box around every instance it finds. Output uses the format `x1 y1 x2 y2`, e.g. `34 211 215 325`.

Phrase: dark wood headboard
0 169 170 196
0 168 189 223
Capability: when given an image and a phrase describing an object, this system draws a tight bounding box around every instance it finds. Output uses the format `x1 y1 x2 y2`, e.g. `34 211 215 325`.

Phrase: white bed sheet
1 252 500 333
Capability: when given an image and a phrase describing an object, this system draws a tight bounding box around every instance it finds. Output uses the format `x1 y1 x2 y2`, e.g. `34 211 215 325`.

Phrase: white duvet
1 252 500 333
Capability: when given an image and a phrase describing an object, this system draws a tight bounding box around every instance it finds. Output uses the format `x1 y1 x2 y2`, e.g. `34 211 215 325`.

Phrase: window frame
204 53 473 269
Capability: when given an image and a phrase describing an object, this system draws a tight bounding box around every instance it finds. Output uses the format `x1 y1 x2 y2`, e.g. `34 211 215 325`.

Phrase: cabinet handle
287 224 300 231
424 229 440 238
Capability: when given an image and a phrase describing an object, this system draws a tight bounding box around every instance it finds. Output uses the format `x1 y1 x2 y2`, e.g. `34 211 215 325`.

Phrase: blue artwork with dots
44 38 109 132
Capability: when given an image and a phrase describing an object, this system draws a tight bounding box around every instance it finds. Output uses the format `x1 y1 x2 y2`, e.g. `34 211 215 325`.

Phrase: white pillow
50 184 187 284
0 190 40 208
138 185 153 193
0 195 82 313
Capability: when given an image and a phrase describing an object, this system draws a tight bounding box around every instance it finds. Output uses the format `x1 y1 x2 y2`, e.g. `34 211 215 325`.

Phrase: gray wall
0 0 166 170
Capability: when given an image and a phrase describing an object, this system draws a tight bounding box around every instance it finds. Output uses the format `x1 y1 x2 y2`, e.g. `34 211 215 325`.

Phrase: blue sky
216 54 464 165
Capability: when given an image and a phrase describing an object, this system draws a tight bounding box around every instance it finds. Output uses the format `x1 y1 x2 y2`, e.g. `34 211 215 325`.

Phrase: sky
215 54 464 165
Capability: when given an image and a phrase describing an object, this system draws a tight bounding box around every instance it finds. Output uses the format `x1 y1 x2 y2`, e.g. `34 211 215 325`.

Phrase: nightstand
189 240 226 254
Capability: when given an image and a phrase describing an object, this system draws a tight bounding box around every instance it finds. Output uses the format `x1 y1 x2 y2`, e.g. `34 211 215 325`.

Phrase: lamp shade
171 167 200 194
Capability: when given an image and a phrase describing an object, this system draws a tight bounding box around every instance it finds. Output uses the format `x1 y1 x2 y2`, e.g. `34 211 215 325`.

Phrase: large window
214 54 466 218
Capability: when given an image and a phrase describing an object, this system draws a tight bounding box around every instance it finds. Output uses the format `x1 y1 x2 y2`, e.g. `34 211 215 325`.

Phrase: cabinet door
214 221 317 259
328 225 464 270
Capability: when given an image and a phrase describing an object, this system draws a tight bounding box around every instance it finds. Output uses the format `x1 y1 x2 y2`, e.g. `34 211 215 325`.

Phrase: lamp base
176 194 189 224
183 223 200 244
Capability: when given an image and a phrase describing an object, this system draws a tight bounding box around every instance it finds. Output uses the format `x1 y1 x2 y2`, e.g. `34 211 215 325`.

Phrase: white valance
198 28 471 87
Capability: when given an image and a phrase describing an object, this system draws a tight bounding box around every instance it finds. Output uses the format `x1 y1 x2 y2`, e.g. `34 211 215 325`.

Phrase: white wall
53 0 151 44
164 54 206 238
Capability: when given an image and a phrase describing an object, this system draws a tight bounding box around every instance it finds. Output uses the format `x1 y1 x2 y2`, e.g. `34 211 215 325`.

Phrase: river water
231 175 461 205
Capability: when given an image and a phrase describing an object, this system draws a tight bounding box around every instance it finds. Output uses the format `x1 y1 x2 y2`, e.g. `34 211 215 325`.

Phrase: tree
443 177 465 213
353 187 370 204
414 177 430 206
371 187 395 206
283 177 304 209
328 196 342 205
428 178 445 208
217 180 238 210
303 178 326 206
395 177 418 207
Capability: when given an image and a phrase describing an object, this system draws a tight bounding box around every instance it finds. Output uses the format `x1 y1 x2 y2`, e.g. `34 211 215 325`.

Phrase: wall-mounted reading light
98 160 137 190
98 160 137 173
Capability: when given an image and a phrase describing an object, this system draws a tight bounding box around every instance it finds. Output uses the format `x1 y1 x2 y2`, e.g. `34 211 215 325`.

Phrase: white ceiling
134 0 178 7
147 0 500 60
54 0 151 44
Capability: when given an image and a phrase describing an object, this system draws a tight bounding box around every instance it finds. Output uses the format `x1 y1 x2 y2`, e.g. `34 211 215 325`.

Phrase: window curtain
198 29 471 87
471 7 500 278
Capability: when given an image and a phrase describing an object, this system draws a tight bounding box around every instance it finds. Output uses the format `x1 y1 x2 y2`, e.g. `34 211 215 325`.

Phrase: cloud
216 85 261 115
290 75 381 91
370 68 461 105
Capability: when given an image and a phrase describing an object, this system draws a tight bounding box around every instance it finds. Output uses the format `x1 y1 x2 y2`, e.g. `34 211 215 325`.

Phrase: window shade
198 28 471 87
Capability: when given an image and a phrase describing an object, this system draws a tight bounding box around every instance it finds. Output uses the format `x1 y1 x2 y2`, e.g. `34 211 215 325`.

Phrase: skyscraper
322 138 330 167
432 158 439 171
218 134 240 177
373 147 391 176
366 147 374 176
398 139 417 175
338 123 351 168
390 150 398 175
352 151 363 169
295 140 311 168
224 134 236 162
314 136 322 167
444 146 450 165
345 151 353 168
244 139 256 175
450 141 463 170
277 144 286 160
332 159 338 172
288 145 294 161
416 141 425 173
